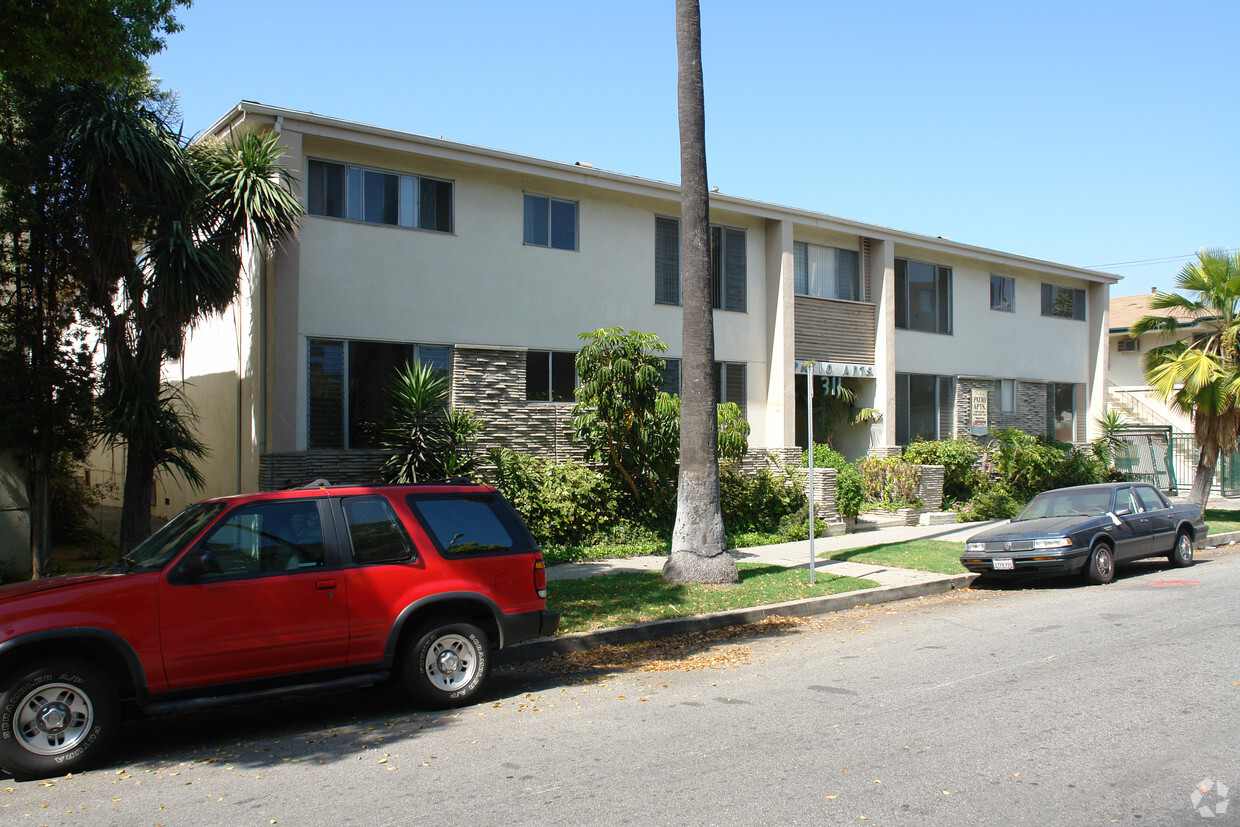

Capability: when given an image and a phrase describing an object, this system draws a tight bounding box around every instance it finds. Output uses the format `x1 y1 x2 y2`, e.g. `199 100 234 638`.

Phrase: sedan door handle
315 579 337 590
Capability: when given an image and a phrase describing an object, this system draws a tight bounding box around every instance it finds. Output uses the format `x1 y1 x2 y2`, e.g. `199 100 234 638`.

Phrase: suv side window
407 494 530 555
199 500 325 577
342 495 415 564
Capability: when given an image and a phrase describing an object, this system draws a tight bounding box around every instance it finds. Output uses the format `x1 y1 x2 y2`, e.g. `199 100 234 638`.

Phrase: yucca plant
380 361 482 483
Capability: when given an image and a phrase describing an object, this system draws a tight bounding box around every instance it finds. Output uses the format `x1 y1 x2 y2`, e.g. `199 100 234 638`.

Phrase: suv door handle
316 579 337 590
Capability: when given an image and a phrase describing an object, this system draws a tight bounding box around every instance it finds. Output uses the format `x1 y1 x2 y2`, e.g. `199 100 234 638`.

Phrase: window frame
654 216 747 312
523 193 578 251
794 241 862 301
895 257 953 334
1041 283 1086 321
525 349 577 403
998 378 1016 413
990 275 1015 312
306 158 454 233
188 499 329 581
306 338 452 450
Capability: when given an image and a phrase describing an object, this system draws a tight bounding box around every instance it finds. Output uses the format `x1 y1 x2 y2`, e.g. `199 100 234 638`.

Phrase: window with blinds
307 159 453 233
654 217 746 311
895 372 955 445
714 362 747 416
794 242 861 301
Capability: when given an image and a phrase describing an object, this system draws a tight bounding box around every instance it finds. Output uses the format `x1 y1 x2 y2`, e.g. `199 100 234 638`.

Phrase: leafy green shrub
834 463 865 519
776 504 829 540
720 466 805 534
986 428 1108 503
487 449 618 546
903 438 983 502
859 457 922 508
803 444 848 470
958 485 1021 522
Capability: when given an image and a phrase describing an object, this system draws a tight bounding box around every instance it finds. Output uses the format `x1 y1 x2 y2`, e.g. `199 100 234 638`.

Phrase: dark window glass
346 166 363 221
523 194 549 246
349 341 413 448
343 496 414 564
1053 382 1075 442
655 216 680 305
407 495 526 555
991 275 1015 312
526 350 576 401
837 248 860 301
907 373 939 442
199 501 325 576
896 258 951 334
308 160 345 218
549 198 577 250
660 358 681 396
419 177 453 232
1135 486 1168 511
363 170 399 225
1042 284 1086 320
526 350 550 401
551 351 576 401
308 339 345 449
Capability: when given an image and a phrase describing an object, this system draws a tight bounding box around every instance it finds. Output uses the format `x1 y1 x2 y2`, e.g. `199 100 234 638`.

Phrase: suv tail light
533 552 548 599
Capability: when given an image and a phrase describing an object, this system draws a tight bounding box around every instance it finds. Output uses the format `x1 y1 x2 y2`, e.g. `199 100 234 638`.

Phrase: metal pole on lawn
806 363 815 585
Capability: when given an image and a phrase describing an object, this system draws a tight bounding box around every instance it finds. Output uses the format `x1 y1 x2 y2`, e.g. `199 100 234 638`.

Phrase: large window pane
349 341 412 448
907 260 936 332
363 170 398 225
307 339 344 449
550 199 577 250
907 373 939 442
655 216 680 305
896 258 951 334
524 194 549 246
420 178 453 232
308 160 345 218
837 249 860 300
551 351 576 402
1054 383 1075 442
343 496 413 564
346 166 363 221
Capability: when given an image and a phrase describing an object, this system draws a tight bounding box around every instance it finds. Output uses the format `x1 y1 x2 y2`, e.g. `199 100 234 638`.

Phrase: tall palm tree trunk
1190 440 1219 510
663 0 738 585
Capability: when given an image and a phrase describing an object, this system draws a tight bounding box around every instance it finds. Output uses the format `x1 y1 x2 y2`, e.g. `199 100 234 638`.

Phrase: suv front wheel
402 619 491 709
0 658 119 779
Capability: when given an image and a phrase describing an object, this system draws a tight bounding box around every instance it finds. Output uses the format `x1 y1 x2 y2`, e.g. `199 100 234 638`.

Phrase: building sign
794 361 876 378
970 388 989 431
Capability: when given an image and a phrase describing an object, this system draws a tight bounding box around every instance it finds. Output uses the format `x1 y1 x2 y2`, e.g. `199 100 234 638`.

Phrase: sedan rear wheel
1084 543 1115 585
1169 532 1194 568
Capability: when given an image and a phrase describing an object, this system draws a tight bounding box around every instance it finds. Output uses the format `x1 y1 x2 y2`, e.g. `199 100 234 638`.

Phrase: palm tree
64 82 303 551
662 0 738 585
1131 248 1240 507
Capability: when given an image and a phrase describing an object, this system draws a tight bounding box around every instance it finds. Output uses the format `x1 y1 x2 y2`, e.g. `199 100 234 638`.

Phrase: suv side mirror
172 548 220 584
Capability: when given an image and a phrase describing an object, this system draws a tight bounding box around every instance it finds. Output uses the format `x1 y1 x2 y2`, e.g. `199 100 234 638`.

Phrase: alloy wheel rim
15 682 94 756
424 634 478 692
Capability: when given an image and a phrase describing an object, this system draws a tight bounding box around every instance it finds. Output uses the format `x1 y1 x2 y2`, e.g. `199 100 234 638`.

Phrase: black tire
1084 542 1116 585
1169 532 1195 568
0 659 119 779
401 618 491 709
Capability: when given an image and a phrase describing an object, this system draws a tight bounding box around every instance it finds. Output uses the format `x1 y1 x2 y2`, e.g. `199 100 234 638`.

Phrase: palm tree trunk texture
119 442 156 555
1191 442 1218 510
663 0 739 585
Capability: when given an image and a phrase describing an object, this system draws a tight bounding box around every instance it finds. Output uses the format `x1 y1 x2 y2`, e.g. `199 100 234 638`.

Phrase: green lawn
548 563 878 634
822 539 968 575
1205 509 1240 535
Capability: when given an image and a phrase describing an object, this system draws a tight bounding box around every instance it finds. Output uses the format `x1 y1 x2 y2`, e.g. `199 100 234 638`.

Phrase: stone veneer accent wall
451 346 587 464
954 377 1049 441
916 464 945 512
261 450 386 490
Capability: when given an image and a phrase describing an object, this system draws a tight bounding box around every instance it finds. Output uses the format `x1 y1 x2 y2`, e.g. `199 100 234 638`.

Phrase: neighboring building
0 451 31 581
89 102 1119 519
1107 292 1197 434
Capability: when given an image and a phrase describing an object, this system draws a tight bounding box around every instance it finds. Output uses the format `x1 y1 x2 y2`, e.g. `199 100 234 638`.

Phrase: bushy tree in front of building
381 360 482 483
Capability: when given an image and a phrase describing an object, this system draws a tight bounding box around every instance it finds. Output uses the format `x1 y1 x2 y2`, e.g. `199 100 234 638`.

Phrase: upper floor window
523 194 577 250
1118 338 1138 353
526 350 576 402
307 159 453 233
991 275 1014 312
1042 283 1086 321
794 242 860 301
307 339 450 450
654 217 746 312
895 258 952 334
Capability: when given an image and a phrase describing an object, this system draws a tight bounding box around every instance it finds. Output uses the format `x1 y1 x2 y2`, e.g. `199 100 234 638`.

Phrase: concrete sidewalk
504 519 993 663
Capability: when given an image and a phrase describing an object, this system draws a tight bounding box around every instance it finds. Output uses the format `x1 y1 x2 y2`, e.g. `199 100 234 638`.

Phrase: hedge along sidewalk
501 521 991 663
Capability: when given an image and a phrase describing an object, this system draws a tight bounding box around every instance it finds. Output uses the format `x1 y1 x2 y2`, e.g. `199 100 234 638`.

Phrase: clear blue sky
149 0 1238 296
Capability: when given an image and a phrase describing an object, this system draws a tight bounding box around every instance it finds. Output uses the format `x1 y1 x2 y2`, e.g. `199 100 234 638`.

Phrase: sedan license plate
993 558 1015 571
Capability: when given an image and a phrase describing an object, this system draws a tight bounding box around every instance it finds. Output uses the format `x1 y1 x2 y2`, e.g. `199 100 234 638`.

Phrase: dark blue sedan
961 483 1208 584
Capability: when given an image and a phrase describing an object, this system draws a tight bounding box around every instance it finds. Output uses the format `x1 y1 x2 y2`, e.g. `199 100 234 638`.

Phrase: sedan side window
198 501 325 577
1113 488 1141 516
1135 486 1168 511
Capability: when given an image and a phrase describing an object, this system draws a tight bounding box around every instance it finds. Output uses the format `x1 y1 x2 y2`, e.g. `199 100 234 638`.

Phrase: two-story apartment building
88 102 1118 518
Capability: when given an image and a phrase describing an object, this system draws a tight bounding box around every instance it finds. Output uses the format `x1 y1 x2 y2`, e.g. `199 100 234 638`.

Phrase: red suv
0 481 558 779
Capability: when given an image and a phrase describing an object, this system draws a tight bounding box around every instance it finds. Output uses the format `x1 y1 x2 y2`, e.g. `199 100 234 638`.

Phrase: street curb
1205 530 1240 547
498 572 979 664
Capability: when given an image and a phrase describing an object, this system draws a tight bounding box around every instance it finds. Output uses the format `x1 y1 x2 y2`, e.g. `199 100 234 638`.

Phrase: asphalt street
4 551 1238 825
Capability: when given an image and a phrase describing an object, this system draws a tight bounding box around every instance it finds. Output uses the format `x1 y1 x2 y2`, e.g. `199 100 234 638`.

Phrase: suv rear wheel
402 619 491 709
0 659 119 779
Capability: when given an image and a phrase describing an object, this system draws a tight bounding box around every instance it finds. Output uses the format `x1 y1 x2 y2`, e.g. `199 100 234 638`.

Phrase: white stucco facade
115 102 1119 517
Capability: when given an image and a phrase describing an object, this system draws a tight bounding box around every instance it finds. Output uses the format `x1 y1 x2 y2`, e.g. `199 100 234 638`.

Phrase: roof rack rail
294 478 332 490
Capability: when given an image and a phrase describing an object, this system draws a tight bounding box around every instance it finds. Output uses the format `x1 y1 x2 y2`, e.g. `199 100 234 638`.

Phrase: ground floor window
1048 382 1077 442
714 362 747 416
307 338 450 450
895 373 955 445
526 350 577 402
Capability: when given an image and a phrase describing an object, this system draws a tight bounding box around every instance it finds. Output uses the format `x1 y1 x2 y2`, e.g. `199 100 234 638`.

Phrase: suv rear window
407 493 532 556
